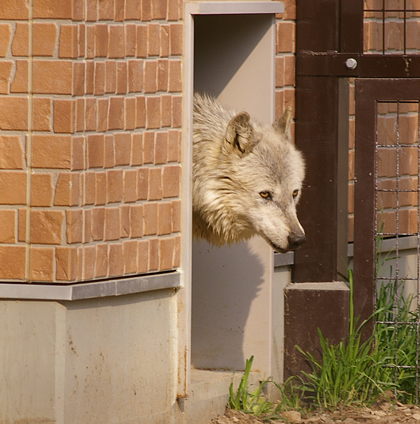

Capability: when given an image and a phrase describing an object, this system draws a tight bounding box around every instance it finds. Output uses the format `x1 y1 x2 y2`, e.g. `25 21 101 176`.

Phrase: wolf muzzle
287 231 306 250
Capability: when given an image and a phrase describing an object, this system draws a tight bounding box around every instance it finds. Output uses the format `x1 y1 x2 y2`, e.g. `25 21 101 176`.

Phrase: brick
141 0 152 21
157 60 168 92
32 23 56 57
125 97 136 130
0 171 27 205
155 132 168 164
171 199 181 232
104 135 115 168
72 137 84 171
108 97 124 130
169 60 182 92
146 96 160 129
275 56 285 88
98 98 109 131
0 246 25 279
173 235 180 267
0 24 11 57
109 25 125 58
107 169 123 203
153 0 167 20
167 0 180 21
95 244 108 278
144 61 157 93
56 247 78 281
120 204 130 238
59 25 78 58
132 133 143 165
130 204 143 238
105 61 117 93
159 238 174 270
123 240 138 274
277 22 295 53
86 25 95 59
29 247 54 282
78 24 85 57
33 61 72 94
143 132 154 164
126 0 141 19
98 0 114 20
125 24 137 57
109 243 123 277
12 23 29 56
18 208 26 242
95 24 108 57
31 173 53 206
85 61 94 94
116 61 127 94
147 23 160 56
284 55 295 86
0 61 13 94
105 207 120 240
75 98 85 132
33 0 72 18
95 172 107 205
114 132 131 165
0 97 28 130
53 99 75 133
160 25 169 57
135 96 146 128
162 165 180 198
86 0 97 21
84 172 95 205
161 95 171 128
143 203 157 235
167 129 180 162
138 168 148 200
148 238 159 271
148 168 162 200
136 25 147 58
124 169 138 203
10 59 28 93
66 209 83 244
30 210 64 245
115 0 124 21
84 209 92 242
83 245 96 280
0 136 24 169
137 240 148 273
95 61 105 95
32 135 71 169
172 95 182 128
77 246 83 280
158 202 172 235
128 60 143 92
91 207 105 240
54 173 80 206
170 23 183 56
85 98 97 131
0 210 16 243
73 0 85 20
73 62 85 96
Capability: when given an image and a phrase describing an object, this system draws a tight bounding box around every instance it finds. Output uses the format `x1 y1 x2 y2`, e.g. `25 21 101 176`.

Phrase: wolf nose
287 232 306 250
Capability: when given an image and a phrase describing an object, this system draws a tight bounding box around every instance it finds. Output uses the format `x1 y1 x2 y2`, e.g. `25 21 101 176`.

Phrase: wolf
192 93 306 253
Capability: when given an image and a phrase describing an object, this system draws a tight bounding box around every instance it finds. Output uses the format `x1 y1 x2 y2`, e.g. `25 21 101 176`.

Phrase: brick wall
0 0 182 283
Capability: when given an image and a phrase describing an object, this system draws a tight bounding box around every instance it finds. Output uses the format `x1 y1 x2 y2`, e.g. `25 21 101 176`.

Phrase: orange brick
158 202 172 235
12 23 29 56
157 60 168 92
137 239 148 273
125 24 136 57
115 0 124 22
155 132 168 164
138 167 149 200
167 129 180 162
84 209 92 242
54 173 80 206
10 59 28 93
148 238 159 271
105 60 117 93
86 25 95 59
72 136 84 171
126 0 141 19
0 61 13 94
78 24 85 56
124 169 138 203
171 199 181 232
29 247 54 282
143 202 157 235
0 97 28 130
84 171 95 205
141 0 152 21
98 0 114 20
31 173 53 207
59 25 78 59
86 0 97 21
30 210 64 245
276 56 285 88
0 136 24 170
0 246 25 279
277 22 295 53
153 0 167 20
123 240 137 274
33 0 73 18
73 62 85 96
18 208 26 242
132 133 143 166
88 135 105 168
33 61 72 94
73 0 85 20
120 204 130 238
0 171 27 205
95 172 107 205
98 98 109 132
116 61 127 94
161 95 171 128
162 165 180 198
104 135 115 168
105 207 120 240
168 60 182 92
284 55 295 87
95 24 108 57
85 60 94 93
172 95 182 128
159 238 174 270
144 61 157 93
109 25 125 58
75 98 85 132
125 97 136 130
160 25 169 57
128 60 143 92
135 96 146 128
146 96 160 129
83 245 96 280
66 209 83 244
109 243 123 277
130 204 143 238
114 132 131 165
148 168 162 200
32 135 71 169
91 207 105 240
94 62 105 96
170 23 183 56
33 23 57 57
136 25 147 57
108 97 124 130
56 246 78 281
0 24 12 57
95 244 108 278
85 98 97 131
107 169 123 203
53 99 75 134
173 235 180 267
147 23 160 56
167 0 180 21
77 246 83 280
0 210 16 243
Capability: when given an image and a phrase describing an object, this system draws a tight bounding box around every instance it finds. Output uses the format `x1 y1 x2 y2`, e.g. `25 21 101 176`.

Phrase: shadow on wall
191 239 264 371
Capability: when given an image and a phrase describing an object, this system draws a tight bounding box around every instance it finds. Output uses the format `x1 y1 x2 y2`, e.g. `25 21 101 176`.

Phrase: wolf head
193 95 306 253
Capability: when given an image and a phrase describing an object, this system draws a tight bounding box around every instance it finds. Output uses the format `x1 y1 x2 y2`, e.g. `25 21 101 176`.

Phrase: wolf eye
260 191 272 200
292 190 299 199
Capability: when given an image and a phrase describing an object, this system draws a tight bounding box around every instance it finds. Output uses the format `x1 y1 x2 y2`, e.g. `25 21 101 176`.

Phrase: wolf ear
273 106 293 141
225 112 255 156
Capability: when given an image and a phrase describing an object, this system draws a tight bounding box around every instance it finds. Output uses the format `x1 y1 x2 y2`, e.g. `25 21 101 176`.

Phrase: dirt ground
209 401 420 423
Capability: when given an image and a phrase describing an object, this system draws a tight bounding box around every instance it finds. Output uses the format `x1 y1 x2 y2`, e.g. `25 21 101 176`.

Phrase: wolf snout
287 231 306 250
